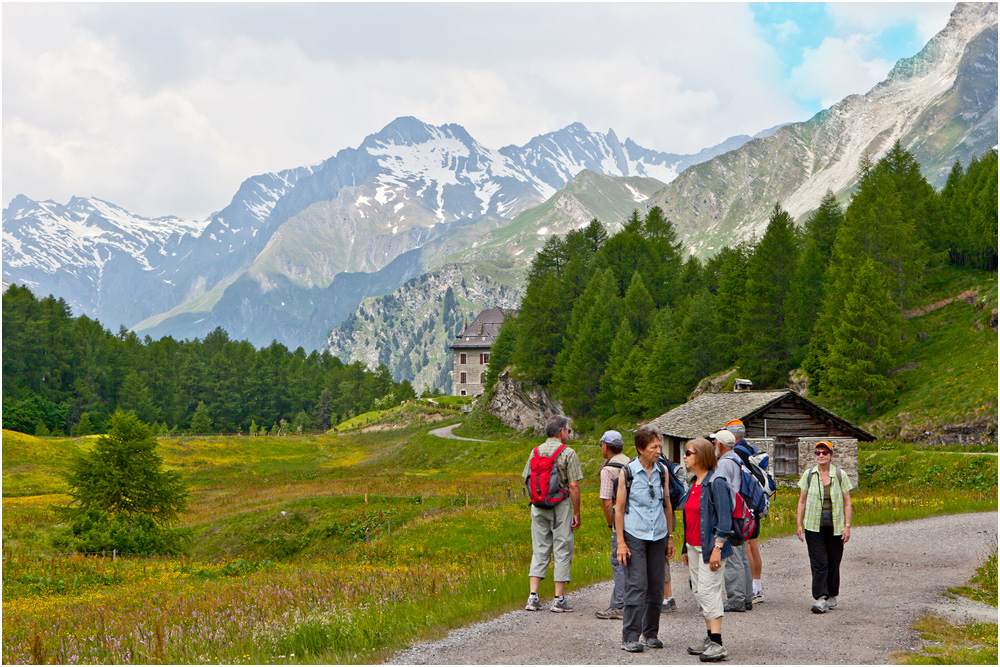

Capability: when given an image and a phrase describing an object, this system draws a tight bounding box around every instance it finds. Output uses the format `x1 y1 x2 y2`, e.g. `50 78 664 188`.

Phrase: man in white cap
595 430 630 620
710 428 753 612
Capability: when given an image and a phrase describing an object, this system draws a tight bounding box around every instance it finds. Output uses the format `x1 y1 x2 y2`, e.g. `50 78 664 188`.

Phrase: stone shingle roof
645 390 793 439
450 307 513 349
645 389 875 441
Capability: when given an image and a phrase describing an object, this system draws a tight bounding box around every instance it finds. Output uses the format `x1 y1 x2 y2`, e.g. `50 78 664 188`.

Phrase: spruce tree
315 388 333 431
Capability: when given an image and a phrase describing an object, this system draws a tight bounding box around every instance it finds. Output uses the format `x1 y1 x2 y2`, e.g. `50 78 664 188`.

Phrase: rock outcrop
487 367 565 435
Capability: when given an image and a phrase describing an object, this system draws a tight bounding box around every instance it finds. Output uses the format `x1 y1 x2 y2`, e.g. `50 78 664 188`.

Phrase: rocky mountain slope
322 170 667 390
651 2 998 256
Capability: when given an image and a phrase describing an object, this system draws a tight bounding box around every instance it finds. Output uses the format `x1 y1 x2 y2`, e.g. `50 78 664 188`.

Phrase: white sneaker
827 596 837 609
811 598 829 613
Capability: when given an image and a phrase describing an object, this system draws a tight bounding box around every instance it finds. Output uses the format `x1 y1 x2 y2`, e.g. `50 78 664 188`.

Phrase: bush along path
388 512 998 665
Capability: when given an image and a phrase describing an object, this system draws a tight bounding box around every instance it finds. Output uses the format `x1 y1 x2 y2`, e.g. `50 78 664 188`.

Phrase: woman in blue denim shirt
680 437 734 663
614 425 675 653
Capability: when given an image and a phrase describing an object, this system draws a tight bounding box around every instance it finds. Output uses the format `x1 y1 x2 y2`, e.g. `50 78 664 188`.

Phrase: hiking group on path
523 415 854 662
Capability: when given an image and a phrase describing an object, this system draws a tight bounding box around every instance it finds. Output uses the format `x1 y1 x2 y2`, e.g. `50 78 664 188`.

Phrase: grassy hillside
818 266 998 444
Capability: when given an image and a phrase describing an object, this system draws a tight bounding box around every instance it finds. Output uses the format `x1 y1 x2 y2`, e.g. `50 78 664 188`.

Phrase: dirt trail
389 512 998 665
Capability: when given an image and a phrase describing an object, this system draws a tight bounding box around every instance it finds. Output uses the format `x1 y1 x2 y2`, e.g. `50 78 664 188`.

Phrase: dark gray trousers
621 531 666 642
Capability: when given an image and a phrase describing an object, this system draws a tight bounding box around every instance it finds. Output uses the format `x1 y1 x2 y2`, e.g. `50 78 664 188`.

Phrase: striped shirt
798 465 854 535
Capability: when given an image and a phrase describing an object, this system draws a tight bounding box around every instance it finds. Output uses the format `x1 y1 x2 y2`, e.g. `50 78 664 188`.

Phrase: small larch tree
65 411 189 526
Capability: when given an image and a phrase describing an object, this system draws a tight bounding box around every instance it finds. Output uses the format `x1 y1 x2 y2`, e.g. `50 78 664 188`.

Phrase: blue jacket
680 469 734 563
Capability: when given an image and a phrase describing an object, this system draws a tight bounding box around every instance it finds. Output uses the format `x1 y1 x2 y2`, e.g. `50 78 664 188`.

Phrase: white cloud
789 35 892 108
3 2 952 220
826 2 955 42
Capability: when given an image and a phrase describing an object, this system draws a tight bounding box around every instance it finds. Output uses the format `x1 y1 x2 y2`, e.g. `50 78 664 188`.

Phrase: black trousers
621 531 666 642
805 526 844 599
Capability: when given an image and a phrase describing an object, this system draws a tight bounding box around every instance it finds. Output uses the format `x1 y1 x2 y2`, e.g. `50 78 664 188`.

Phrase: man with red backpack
523 415 583 612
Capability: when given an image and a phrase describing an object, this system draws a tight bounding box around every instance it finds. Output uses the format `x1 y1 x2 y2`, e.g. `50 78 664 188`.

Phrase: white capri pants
687 544 727 621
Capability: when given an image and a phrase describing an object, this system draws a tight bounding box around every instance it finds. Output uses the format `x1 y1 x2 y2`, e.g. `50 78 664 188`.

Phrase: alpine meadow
3 2 998 665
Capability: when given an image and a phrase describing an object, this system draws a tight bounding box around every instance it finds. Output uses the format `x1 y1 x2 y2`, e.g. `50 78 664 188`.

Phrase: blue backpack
730 446 771 518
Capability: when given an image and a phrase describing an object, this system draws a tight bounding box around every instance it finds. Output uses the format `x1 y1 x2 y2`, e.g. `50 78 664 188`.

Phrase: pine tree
822 259 907 414
620 272 655 341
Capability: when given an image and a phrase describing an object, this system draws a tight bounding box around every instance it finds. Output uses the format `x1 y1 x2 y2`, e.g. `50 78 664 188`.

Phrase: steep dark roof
450 306 513 349
645 390 875 441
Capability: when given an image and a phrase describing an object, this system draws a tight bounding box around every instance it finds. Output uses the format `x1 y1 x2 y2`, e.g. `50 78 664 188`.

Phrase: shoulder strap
551 443 568 461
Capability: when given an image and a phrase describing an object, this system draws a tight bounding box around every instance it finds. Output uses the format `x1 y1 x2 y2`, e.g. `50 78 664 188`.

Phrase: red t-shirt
684 483 703 547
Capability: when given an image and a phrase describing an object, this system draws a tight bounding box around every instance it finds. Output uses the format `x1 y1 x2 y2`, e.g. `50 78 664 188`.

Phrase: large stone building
450 307 512 397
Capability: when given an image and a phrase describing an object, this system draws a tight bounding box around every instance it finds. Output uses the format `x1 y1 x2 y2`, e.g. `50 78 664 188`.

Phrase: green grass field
3 407 997 664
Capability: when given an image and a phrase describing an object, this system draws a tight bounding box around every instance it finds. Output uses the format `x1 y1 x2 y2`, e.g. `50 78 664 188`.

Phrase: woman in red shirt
681 437 735 663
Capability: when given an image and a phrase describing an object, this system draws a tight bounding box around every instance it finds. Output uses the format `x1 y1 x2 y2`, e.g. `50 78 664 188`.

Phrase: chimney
733 378 753 392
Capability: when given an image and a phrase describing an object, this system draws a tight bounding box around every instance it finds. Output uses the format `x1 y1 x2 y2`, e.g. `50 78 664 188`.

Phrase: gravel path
427 423 490 442
389 512 998 665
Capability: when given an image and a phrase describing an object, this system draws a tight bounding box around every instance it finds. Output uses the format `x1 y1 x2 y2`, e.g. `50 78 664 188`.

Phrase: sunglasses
683 450 695 457
814 449 831 455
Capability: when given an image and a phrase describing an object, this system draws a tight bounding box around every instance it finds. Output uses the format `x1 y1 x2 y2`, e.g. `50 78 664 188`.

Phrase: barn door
772 436 799 478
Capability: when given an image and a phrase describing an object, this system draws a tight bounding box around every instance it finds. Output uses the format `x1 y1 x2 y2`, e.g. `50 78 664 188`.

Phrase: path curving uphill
389 512 998 665
427 423 491 442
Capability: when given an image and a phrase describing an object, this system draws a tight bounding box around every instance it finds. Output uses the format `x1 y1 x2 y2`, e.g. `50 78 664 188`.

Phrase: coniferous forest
2 291 416 436
488 145 998 422
3 145 996 435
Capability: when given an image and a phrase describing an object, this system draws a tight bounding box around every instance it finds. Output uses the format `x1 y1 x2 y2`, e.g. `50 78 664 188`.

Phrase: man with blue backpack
726 419 775 604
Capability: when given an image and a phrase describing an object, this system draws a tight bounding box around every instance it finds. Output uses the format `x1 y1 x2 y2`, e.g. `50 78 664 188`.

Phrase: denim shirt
622 458 669 541
680 469 734 563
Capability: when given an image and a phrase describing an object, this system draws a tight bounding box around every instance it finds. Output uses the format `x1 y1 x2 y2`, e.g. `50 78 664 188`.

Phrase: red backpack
526 444 569 508
706 478 755 546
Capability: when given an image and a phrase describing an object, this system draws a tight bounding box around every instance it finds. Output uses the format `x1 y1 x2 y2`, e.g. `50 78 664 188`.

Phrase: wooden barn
644 387 875 484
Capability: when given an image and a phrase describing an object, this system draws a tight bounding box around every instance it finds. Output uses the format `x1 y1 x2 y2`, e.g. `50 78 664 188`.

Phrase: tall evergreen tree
553 270 620 415
737 203 800 387
785 192 845 364
822 259 907 414
637 308 689 416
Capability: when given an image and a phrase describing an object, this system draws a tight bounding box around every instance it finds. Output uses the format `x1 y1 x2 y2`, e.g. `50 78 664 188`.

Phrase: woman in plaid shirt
795 440 854 614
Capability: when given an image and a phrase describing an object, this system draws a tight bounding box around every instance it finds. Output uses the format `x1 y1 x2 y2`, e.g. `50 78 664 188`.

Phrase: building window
460 390 466 396
460 372 467 384
480 373 486 384
483 353 490 364
460 353 467 364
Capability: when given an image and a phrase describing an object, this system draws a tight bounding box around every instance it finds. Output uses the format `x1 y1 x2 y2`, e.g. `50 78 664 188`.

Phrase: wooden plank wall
744 396 856 439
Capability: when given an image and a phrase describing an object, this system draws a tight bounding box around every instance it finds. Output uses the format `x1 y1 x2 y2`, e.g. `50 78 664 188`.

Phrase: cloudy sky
3 2 956 220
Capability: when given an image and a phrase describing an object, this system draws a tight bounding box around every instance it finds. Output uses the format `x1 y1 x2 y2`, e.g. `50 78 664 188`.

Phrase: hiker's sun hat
709 429 736 447
600 430 624 447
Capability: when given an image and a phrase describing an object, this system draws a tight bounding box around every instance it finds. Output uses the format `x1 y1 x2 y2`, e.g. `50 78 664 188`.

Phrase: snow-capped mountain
3 119 729 342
